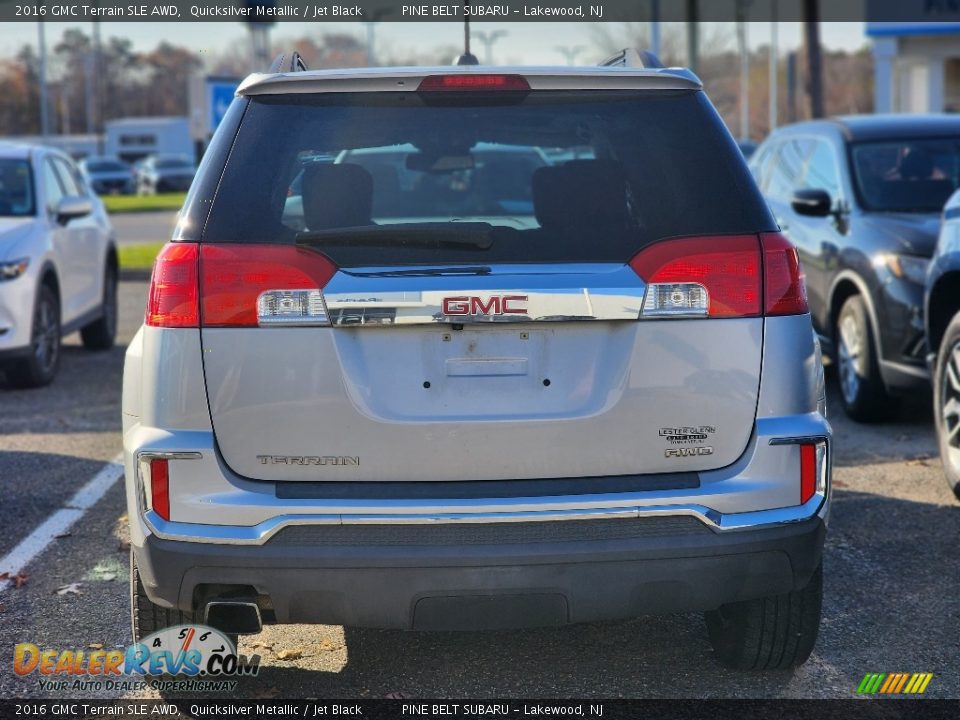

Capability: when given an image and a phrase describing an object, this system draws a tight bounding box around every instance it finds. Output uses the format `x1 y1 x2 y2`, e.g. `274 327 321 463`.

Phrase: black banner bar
1 700 959 720
3 0 960 23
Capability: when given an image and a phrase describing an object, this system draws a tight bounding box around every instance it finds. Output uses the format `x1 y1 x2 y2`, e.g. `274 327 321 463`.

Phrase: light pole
37 23 50 139
736 0 752 141
770 0 778 132
364 8 392 67
555 45 584 66
650 0 661 59
474 30 508 65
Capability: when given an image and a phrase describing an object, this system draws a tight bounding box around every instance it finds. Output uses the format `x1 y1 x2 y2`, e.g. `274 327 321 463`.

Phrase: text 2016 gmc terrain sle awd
123 61 831 670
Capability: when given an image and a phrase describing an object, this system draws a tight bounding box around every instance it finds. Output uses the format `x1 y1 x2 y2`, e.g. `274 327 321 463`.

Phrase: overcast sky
0 21 868 68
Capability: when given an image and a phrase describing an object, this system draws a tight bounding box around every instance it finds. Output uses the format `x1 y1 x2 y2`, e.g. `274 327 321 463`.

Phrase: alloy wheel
837 314 862 405
32 294 59 375
939 341 960 472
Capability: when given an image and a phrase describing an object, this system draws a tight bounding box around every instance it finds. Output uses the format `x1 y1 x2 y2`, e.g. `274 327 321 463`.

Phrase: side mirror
791 188 833 218
55 196 92 225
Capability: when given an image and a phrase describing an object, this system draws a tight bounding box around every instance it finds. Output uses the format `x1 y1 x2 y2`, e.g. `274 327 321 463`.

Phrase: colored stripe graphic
858 672 932 694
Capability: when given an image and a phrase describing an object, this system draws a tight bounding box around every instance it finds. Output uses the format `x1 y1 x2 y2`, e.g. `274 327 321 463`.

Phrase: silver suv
123 60 831 670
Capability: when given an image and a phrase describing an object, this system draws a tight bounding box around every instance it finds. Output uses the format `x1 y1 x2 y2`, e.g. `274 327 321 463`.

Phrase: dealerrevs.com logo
13 625 260 693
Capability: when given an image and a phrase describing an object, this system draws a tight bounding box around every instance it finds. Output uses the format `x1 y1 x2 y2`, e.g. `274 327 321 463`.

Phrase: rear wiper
296 223 493 250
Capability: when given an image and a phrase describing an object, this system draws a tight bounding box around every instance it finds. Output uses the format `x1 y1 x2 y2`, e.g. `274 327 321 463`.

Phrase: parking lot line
0 453 124 592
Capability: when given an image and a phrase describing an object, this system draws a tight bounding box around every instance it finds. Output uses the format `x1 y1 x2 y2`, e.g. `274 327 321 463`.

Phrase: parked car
925 188 960 500
749 115 960 421
136 154 195 194
737 139 758 159
124 62 830 669
78 156 136 195
0 143 118 387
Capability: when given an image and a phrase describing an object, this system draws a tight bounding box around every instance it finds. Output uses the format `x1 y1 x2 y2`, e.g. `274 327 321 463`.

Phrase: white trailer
104 117 193 163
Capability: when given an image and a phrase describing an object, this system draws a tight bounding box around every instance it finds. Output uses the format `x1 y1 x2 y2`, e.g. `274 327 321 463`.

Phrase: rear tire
130 549 240 648
80 263 117 350
834 294 899 422
5 284 61 389
130 548 194 644
705 563 822 670
932 311 960 501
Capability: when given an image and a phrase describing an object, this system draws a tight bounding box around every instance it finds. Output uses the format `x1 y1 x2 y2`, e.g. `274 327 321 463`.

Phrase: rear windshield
851 138 960 213
202 90 773 266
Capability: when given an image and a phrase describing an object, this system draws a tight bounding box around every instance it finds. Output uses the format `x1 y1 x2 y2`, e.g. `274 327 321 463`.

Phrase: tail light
145 243 337 328
149 459 169 521
628 233 808 319
417 74 530 92
145 243 199 327
200 245 336 327
762 232 809 316
630 235 761 318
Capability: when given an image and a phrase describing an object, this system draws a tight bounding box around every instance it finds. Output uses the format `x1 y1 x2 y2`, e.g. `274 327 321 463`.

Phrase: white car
0 143 118 387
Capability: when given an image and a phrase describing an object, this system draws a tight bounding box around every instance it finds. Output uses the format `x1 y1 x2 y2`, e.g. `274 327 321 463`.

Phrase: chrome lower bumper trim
143 493 826 546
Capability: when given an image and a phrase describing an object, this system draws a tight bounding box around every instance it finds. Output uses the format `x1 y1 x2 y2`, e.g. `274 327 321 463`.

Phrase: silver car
123 62 831 669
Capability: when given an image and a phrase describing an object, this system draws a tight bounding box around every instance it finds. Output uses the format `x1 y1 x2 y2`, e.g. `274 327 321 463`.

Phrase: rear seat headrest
301 163 374 230
533 159 629 230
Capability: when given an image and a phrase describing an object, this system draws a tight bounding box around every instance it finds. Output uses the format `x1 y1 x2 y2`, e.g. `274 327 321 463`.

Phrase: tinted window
41 159 64 212
0 159 35 217
203 91 774 267
852 138 960 212
53 157 84 196
803 140 841 199
766 139 812 200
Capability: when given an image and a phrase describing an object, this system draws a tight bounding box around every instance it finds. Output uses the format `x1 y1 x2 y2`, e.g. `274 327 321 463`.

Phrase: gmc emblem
442 295 528 316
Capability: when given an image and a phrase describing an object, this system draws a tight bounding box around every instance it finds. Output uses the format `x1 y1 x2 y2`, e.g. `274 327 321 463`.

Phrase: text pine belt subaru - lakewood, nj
122 56 832 670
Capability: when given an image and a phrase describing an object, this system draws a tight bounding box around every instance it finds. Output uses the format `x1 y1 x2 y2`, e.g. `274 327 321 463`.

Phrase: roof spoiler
268 51 309 74
599 48 664 69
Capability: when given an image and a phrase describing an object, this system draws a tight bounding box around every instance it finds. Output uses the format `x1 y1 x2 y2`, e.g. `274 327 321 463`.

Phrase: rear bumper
135 514 825 630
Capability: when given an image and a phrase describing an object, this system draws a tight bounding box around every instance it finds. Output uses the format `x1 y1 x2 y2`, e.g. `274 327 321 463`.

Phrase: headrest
532 159 629 230
301 163 373 230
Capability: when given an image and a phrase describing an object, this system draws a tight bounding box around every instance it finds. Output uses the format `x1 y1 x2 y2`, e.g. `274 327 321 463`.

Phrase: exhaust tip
204 600 263 635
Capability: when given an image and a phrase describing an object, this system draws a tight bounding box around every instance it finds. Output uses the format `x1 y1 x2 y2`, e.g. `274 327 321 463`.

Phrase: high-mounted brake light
761 232 809 316
145 243 200 328
630 235 762 318
417 74 531 92
150 458 170 521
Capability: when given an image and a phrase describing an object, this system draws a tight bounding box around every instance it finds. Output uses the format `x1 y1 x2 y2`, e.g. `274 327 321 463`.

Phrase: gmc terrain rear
123 57 831 669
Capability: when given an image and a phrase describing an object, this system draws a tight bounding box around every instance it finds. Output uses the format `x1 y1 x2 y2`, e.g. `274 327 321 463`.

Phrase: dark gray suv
750 116 960 421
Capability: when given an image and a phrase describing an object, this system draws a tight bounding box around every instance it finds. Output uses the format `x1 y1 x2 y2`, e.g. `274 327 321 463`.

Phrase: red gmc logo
442 295 529 316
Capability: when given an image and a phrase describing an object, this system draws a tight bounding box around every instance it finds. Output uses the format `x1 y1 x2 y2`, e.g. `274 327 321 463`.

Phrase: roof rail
600 48 664 69
267 51 309 74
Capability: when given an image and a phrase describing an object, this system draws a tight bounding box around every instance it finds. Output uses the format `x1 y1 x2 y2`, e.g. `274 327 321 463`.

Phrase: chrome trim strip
142 495 825 546
321 263 646 327
134 451 203 518
768 435 830 446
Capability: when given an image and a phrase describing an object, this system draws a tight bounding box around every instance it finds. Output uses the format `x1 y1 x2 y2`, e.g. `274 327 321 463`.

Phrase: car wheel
933 311 960 500
5 284 61 389
705 563 822 670
834 294 899 422
80 262 117 350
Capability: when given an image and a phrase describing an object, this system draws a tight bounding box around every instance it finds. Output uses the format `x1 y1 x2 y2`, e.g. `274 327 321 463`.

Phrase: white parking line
0 452 124 593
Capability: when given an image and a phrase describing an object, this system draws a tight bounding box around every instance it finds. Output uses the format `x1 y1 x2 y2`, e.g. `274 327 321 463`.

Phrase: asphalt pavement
0 279 957 700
